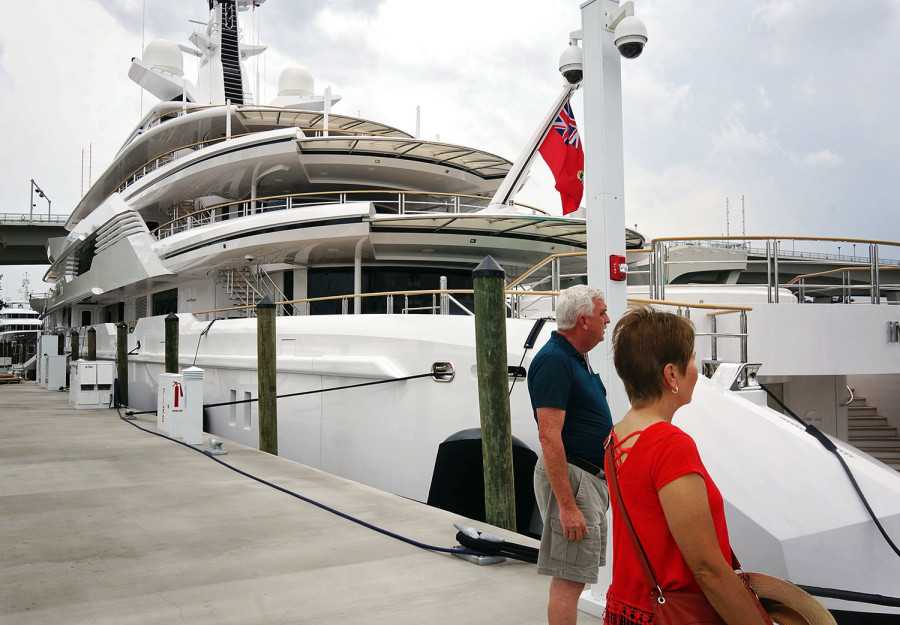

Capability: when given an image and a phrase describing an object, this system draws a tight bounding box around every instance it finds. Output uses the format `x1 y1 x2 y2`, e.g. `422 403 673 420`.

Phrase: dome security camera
558 43 583 85
614 15 648 59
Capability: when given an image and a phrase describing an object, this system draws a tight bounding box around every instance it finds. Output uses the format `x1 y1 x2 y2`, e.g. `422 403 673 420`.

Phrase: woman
603 307 768 625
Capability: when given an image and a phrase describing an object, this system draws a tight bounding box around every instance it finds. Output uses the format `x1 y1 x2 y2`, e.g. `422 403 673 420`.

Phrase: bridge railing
0 213 67 224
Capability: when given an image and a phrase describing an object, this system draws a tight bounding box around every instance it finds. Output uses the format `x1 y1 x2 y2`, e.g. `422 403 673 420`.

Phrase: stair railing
840 385 855 407
254 266 303 316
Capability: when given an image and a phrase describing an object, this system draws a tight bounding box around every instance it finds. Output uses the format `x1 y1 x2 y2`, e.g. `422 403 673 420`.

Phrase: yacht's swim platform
0 382 588 625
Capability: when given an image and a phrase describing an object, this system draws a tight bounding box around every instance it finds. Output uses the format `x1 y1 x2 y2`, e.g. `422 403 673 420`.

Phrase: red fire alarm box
610 254 628 281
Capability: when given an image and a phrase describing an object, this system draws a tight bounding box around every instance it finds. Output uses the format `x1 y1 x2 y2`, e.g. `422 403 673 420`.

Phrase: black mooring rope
758 381 900 559
115 409 490 559
123 371 437 416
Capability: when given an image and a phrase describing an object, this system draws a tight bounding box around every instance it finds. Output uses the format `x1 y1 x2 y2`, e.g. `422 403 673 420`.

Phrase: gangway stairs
847 394 900 471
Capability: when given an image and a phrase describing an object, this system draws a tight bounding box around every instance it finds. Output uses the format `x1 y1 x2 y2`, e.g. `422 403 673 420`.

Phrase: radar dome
277 66 314 97
143 39 183 77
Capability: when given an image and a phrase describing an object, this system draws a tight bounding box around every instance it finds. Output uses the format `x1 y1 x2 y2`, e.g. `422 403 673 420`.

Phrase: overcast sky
2 0 899 301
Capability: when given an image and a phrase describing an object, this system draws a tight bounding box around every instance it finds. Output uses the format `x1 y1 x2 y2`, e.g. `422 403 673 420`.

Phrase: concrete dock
1 382 604 624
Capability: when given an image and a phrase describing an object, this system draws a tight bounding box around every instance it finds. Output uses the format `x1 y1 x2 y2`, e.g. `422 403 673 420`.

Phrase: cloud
624 66 692 125
711 117 776 157
791 75 816 99
801 149 844 169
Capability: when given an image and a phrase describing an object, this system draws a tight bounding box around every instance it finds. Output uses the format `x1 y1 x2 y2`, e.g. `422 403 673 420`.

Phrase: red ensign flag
538 100 584 215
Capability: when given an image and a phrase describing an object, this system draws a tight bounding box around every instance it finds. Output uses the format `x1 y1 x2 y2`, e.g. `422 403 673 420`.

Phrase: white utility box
37 335 56 388
181 367 205 445
43 354 67 391
69 361 115 409
157 373 185 436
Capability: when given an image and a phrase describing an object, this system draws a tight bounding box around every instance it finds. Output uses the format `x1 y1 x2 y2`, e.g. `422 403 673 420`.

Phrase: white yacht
1 277 42 374
35 1 900 622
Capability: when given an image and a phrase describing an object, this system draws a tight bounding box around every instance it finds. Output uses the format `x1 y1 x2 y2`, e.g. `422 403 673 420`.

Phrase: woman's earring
672 386 679 394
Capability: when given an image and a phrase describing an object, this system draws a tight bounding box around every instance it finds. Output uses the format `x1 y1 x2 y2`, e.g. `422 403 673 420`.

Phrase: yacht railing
115 132 257 194
149 190 547 239
648 236 900 304
786 266 900 304
191 289 479 320
117 126 422 195
118 102 421 194
629 298 751 364
187 288 750 362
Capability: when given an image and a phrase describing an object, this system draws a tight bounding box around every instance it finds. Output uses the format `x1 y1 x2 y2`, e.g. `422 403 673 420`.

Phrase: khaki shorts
533 455 609 584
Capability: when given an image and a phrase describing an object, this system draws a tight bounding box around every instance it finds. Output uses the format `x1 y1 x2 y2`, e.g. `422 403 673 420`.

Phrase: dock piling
257 297 278 455
116 322 128 406
472 255 516 532
165 313 179 374
87 327 96 361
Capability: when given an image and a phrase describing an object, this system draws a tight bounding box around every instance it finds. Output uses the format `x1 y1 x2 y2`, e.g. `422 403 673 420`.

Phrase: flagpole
487 84 578 210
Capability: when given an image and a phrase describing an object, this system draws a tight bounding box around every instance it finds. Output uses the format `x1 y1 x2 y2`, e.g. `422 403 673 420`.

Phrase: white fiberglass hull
86 311 900 618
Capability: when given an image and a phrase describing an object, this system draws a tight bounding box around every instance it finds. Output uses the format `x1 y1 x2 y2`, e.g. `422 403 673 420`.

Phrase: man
528 285 613 625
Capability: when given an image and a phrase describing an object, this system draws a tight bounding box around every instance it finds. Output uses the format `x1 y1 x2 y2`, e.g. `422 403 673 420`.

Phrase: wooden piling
472 255 516 532
116 323 128 406
257 297 278 455
165 313 179 373
87 327 97 361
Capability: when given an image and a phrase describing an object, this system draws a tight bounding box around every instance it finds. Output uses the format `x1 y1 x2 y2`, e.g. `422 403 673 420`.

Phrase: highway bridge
0 214 67 265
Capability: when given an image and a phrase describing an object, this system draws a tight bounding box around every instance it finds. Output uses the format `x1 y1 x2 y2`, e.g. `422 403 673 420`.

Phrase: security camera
558 43 583 85
614 15 647 59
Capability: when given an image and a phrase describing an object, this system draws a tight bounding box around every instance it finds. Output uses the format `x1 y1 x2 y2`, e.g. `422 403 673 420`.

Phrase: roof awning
369 214 587 247
299 137 511 179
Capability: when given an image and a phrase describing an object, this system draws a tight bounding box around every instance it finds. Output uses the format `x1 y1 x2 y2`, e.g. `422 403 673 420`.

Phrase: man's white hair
556 285 606 331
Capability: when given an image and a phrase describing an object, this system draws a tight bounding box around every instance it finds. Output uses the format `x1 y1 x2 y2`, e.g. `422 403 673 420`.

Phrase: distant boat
0 300 41 375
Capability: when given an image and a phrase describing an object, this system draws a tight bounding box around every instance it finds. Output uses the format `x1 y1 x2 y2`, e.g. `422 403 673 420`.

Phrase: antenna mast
725 197 730 236
741 194 746 237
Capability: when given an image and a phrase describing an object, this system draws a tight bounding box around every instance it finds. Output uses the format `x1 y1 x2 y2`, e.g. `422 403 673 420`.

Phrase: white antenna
741 194 746 237
725 197 730 236
415 105 421 139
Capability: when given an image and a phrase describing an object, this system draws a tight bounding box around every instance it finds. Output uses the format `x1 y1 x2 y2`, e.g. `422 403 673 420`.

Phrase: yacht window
283 271 294 316
135 296 148 319
103 302 125 324
76 239 97 276
307 267 474 315
152 288 178 316
671 270 732 285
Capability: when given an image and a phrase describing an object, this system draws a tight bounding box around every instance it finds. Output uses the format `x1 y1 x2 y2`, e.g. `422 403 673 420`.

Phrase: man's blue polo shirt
527 331 612 467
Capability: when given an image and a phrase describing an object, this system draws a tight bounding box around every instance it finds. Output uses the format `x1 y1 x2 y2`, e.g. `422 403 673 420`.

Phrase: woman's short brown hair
612 306 695 407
